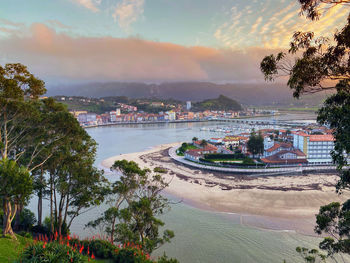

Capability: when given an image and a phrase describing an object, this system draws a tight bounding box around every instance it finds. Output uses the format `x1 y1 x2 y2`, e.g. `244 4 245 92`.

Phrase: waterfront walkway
168 146 336 174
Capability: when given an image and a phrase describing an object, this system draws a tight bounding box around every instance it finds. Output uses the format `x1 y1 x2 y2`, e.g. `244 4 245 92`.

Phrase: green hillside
193 95 242 111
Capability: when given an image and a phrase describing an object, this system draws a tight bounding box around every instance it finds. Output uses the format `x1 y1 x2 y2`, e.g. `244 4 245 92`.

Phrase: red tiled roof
261 150 307 164
261 157 308 164
266 142 292 152
309 135 334 142
185 149 203 157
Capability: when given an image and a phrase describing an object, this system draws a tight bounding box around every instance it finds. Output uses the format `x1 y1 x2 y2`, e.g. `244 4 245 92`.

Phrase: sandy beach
102 143 350 233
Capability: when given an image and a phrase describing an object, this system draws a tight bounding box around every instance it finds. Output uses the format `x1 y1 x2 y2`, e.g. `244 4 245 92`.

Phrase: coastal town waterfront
85 112 348 263
26 112 349 263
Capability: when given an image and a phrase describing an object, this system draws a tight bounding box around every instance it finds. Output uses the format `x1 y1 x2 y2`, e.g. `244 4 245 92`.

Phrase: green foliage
69 239 116 260
192 95 242 111
0 233 33 262
18 208 37 231
295 246 326 263
153 167 167 174
177 143 196 155
200 140 208 147
313 200 350 256
0 158 32 237
318 82 350 192
157 254 179 263
88 160 174 255
261 1 350 260
43 217 70 236
16 242 88 263
247 131 264 157
113 245 153 263
242 157 255 165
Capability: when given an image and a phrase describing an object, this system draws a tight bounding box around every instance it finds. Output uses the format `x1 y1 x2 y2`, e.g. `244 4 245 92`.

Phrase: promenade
168 146 336 174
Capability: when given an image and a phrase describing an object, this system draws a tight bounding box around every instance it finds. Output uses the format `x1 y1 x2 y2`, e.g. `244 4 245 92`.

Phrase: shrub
18 231 33 239
19 208 37 231
113 245 153 263
16 242 88 263
32 224 50 236
242 157 255 165
43 216 70 236
157 253 179 263
69 238 116 260
153 167 167 174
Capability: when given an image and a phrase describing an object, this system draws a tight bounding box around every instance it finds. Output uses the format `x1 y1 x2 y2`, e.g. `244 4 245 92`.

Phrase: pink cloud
0 23 281 83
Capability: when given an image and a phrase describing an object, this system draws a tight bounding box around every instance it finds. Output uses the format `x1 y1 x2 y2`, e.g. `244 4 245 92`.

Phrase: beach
102 142 350 234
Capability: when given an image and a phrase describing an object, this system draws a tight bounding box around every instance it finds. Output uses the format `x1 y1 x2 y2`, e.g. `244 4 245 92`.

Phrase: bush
69 238 116 260
242 157 255 165
32 224 50 236
157 253 179 263
153 167 167 174
43 216 70 236
16 242 88 263
113 245 153 263
18 231 33 239
19 208 37 231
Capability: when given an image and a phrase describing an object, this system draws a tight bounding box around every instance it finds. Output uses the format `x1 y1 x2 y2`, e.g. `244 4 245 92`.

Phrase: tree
312 201 350 260
192 137 198 143
0 158 32 238
260 0 350 259
200 140 208 147
0 64 58 238
296 246 327 263
87 160 174 254
247 131 264 158
44 118 106 237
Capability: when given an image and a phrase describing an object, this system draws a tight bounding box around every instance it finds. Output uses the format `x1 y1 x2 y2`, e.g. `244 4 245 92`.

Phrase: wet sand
102 143 350 235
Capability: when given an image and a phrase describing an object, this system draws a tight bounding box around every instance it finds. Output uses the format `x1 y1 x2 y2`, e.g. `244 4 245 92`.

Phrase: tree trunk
2 199 17 239
50 173 54 235
13 203 23 231
38 191 42 226
111 216 116 245
38 167 44 226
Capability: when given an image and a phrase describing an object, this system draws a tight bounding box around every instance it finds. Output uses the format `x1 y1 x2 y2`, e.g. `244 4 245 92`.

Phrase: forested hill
192 95 242 111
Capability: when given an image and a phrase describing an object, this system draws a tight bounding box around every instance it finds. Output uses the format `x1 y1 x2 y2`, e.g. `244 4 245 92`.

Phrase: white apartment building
293 132 334 164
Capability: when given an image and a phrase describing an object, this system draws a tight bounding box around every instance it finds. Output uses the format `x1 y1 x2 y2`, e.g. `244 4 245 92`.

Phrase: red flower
91 253 95 259
67 235 71 240
43 242 46 249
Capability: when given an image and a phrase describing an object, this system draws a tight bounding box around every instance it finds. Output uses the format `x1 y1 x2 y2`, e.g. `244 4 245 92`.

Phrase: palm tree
200 140 208 147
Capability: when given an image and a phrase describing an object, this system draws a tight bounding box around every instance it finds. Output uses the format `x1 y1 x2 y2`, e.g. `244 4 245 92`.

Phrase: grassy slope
0 235 32 262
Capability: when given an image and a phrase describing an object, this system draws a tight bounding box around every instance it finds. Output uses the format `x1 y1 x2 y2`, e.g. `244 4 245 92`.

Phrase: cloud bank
0 23 279 83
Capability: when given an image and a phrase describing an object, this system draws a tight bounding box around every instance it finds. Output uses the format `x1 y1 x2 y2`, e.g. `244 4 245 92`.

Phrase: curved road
168 146 335 174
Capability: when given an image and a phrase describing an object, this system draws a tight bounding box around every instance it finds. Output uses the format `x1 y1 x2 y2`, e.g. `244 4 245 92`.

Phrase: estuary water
30 112 330 263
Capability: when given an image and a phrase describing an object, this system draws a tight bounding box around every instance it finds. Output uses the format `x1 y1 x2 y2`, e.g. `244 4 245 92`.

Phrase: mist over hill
47 82 329 107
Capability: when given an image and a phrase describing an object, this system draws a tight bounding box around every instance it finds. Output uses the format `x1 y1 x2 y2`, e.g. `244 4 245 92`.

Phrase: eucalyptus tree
0 63 50 238
40 106 107 237
0 63 106 239
87 160 174 254
260 0 350 259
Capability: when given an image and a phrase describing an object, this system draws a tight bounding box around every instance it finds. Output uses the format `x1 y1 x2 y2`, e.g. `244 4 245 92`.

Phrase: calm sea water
30 112 335 263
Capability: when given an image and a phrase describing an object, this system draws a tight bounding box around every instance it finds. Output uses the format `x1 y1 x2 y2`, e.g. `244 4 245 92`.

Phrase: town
183 125 335 167
55 96 277 126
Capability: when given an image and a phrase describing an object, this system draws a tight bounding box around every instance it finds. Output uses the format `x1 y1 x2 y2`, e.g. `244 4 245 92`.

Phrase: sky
0 0 348 84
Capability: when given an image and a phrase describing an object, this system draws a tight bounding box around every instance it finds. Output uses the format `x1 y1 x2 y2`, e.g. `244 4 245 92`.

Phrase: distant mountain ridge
47 81 328 106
